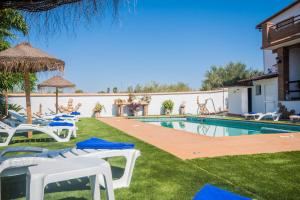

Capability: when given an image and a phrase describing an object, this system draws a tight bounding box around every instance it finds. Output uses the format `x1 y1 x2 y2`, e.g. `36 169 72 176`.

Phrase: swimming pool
138 117 300 137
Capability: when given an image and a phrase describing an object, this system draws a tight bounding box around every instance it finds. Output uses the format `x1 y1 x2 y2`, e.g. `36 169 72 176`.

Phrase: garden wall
7 89 228 117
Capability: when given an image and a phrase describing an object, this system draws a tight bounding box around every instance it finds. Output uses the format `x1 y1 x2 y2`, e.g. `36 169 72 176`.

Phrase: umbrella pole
24 71 32 138
56 87 58 114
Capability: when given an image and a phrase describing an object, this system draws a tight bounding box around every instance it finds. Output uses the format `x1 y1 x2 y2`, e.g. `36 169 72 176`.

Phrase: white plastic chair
0 146 141 189
26 157 115 200
0 156 114 200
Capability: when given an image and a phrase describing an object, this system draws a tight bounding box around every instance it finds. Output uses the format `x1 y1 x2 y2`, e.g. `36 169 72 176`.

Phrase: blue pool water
138 117 300 137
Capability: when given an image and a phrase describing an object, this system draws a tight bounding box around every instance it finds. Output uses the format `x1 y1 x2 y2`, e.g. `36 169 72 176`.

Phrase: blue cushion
52 117 64 121
297 113 300 116
193 184 251 200
71 111 80 115
76 137 135 150
248 112 256 114
48 122 74 127
61 115 75 118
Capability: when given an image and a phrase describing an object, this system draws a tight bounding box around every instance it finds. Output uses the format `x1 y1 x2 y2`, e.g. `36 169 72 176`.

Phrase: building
229 1 300 115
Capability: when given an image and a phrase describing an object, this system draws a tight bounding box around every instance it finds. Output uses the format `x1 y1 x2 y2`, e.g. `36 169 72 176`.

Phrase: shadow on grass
10 137 56 144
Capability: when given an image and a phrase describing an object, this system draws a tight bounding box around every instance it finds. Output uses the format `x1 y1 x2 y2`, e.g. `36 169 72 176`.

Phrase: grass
1 118 300 200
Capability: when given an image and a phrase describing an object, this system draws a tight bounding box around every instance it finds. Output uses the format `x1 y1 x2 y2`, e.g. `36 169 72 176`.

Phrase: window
255 85 262 95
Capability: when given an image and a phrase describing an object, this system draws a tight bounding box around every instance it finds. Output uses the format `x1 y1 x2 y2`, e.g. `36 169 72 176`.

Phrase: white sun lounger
243 112 263 120
255 112 281 121
26 157 115 200
289 115 300 122
0 156 114 200
8 110 77 126
244 112 281 121
0 146 141 189
8 110 49 125
0 121 76 146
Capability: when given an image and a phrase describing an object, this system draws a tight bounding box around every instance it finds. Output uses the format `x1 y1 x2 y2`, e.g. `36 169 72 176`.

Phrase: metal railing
270 15 300 30
286 79 300 100
268 15 300 43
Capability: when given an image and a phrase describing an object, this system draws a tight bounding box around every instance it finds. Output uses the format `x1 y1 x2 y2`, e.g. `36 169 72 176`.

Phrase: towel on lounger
52 117 64 121
49 122 74 127
71 111 80 115
76 137 135 150
193 184 251 200
248 112 257 115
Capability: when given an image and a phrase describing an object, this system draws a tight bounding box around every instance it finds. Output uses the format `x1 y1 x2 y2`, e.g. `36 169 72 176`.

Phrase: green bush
162 100 174 114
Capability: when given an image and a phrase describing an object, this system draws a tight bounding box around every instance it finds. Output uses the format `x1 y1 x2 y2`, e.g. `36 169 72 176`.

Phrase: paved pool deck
99 117 300 160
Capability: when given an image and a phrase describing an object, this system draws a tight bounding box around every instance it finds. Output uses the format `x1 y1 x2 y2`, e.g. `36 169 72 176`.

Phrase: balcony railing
265 15 300 48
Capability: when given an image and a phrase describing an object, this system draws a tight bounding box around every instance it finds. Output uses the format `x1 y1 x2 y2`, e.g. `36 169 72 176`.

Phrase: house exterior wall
252 78 278 113
280 101 300 113
228 87 248 115
263 50 277 74
7 90 228 117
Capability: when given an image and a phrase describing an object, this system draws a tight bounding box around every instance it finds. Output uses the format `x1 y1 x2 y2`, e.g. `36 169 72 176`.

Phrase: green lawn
2 118 300 200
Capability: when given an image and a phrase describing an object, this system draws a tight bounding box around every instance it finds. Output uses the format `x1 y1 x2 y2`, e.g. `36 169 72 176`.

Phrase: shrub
93 103 105 113
162 100 174 114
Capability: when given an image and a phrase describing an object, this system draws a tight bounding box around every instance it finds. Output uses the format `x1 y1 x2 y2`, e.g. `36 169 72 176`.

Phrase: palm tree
0 9 29 116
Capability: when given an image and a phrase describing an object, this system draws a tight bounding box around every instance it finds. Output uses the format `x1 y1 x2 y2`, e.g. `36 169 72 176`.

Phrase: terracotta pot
95 112 101 118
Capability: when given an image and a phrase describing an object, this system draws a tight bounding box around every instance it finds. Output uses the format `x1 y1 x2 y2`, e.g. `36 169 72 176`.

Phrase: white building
229 1 300 115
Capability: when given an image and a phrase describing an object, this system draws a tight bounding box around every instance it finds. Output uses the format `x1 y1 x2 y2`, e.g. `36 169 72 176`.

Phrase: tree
127 81 192 93
201 62 263 90
0 9 37 115
0 9 28 51
113 87 118 93
75 89 83 93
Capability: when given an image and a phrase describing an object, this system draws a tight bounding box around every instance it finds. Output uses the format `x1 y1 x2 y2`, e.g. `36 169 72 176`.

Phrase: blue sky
16 0 294 92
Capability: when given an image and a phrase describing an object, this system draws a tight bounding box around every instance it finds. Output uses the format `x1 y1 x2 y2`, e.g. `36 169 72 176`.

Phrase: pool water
138 117 300 137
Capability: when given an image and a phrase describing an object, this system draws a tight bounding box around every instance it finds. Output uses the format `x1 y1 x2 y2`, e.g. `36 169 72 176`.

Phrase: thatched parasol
0 42 65 137
38 76 75 113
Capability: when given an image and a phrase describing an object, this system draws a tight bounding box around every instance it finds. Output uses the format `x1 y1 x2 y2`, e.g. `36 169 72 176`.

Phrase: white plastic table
26 157 115 200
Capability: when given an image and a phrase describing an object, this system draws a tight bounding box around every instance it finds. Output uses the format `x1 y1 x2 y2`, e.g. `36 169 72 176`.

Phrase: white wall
228 87 248 115
8 90 228 117
280 101 300 113
263 50 277 74
228 78 279 115
252 78 278 113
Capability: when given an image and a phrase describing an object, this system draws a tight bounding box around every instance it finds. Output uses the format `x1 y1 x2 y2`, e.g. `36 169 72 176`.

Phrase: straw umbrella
0 42 64 138
38 76 75 113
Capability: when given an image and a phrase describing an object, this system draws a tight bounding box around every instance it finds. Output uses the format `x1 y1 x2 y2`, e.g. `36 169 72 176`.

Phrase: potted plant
128 99 141 116
162 100 174 115
93 102 105 118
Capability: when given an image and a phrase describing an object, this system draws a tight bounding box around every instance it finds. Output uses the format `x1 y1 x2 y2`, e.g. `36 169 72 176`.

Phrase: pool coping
99 117 300 160
129 115 300 127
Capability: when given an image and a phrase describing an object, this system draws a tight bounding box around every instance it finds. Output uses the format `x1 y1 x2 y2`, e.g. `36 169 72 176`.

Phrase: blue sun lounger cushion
48 122 74 127
71 111 80 115
76 137 135 150
193 184 251 200
52 117 64 121
249 112 257 114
